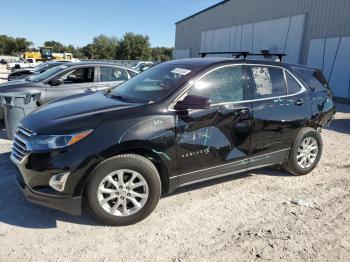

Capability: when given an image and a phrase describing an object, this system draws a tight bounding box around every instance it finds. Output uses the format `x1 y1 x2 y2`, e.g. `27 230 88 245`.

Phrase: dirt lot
0 64 350 261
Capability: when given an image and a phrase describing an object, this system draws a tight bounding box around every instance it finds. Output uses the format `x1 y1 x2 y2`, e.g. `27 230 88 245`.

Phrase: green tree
43 40 65 53
0 35 32 55
91 35 119 59
80 44 96 59
118 32 151 60
151 47 173 61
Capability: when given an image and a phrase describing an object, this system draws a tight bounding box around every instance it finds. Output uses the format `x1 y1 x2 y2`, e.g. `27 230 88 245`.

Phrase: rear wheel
284 128 323 176
85 154 161 226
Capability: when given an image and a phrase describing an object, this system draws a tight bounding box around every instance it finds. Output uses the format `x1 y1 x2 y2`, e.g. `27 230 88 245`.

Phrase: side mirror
50 78 64 86
174 95 210 110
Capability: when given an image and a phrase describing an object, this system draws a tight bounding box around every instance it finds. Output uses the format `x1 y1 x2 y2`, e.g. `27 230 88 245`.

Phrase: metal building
174 0 350 100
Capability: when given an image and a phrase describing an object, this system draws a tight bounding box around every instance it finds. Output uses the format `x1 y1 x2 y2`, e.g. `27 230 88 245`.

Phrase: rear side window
187 65 244 104
285 72 302 94
100 67 128 82
251 66 287 98
293 68 328 91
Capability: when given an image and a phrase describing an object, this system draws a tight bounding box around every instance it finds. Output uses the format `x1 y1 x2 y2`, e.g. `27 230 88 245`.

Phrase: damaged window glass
187 65 244 103
251 66 287 98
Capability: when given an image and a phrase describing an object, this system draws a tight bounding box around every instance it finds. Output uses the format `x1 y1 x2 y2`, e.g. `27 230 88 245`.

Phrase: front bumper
10 126 109 215
15 172 82 215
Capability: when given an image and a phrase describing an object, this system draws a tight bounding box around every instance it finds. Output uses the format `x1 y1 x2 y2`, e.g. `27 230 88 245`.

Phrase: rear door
247 64 311 168
175 64 252 185
97 66 130 90
45 66 97 103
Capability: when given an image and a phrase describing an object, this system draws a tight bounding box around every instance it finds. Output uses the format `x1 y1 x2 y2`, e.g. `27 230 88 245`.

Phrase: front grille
11 125 35 164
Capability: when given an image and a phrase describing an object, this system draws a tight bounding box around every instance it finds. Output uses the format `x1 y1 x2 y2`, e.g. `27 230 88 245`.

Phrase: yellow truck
23 47 74 61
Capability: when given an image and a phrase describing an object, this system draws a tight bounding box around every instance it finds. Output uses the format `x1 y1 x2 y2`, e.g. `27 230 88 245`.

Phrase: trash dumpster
0 91 41 139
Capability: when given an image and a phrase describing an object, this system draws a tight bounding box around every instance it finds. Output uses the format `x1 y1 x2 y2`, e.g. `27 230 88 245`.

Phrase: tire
85 154 161 226
283 127 323 176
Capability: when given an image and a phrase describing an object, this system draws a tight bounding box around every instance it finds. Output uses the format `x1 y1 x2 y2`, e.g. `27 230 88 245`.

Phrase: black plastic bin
0 92 41 139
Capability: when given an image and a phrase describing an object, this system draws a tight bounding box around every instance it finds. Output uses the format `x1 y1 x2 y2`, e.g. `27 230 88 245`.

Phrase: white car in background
130 61 155 72
7 58 37 70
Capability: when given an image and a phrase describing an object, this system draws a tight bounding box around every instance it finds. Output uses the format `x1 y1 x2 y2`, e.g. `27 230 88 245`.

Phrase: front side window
251 66 287 98
58 67 95 84
100 67 128 82
31 65 69 82
187 66 244 104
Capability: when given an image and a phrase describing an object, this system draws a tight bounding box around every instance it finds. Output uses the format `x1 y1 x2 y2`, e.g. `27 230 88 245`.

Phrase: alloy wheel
297 137 318 169
97 169 149 216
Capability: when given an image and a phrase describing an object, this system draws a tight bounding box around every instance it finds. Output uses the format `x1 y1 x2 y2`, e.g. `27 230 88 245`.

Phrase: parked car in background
11 57 336 225
70 58 81 62
137 63 157 72
130 61 155 71
0 62 138 119
7 58 37 70
8 61 69 81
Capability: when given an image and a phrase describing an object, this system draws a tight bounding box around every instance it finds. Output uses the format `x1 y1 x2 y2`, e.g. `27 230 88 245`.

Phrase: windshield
33 63 48 72
30 65 69 82
128 61 140 67
110 63 199 103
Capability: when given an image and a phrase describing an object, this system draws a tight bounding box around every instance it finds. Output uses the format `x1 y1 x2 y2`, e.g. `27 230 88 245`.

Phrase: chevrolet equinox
11 57 336 225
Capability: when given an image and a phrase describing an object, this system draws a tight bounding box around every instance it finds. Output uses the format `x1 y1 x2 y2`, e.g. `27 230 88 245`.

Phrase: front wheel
284 128 323 176
85 154 161 226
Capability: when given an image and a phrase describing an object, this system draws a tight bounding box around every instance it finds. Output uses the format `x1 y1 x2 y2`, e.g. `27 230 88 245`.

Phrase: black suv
11 58 336 225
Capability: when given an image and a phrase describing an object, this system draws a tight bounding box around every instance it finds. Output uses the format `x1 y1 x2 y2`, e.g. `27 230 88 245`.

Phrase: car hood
0 79 31 88
21 91 146 134
10 74 35 80
9 68 33 74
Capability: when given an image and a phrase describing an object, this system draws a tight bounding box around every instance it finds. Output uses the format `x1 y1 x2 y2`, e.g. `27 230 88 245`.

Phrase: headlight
31 130 93 150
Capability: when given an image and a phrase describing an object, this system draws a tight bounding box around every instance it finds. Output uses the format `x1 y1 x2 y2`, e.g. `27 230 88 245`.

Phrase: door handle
233 108 249 116
85 87 97 92
295 99 305 106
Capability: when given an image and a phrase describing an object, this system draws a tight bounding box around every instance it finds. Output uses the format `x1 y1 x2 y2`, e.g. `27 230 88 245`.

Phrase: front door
175 65 252 185
45 66 97 103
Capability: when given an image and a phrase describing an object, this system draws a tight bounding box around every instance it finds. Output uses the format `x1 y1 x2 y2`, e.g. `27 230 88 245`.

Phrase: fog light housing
49 172 70 192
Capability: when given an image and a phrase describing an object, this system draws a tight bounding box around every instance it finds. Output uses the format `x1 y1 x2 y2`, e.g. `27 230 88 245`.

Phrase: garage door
200 14 306 64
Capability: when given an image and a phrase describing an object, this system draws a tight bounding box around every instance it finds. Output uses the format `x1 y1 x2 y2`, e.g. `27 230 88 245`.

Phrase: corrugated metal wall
198 14 306 64
175 0 350 64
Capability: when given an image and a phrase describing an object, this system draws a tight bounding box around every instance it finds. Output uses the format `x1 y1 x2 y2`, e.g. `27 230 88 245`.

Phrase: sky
0 0 221 48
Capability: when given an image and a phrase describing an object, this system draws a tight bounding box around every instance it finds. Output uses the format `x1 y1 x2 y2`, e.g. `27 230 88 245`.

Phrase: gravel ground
0 64 350 261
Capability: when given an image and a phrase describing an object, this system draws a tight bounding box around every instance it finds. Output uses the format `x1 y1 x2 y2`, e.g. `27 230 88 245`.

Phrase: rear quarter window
285 72 302 94
293 68 329 91
127 70 137 78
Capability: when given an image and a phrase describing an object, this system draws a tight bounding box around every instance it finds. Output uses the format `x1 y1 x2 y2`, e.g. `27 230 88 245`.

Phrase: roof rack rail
199 50 286 61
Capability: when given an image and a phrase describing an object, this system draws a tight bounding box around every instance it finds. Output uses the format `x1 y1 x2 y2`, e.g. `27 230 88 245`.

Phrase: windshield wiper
110 94 136 103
